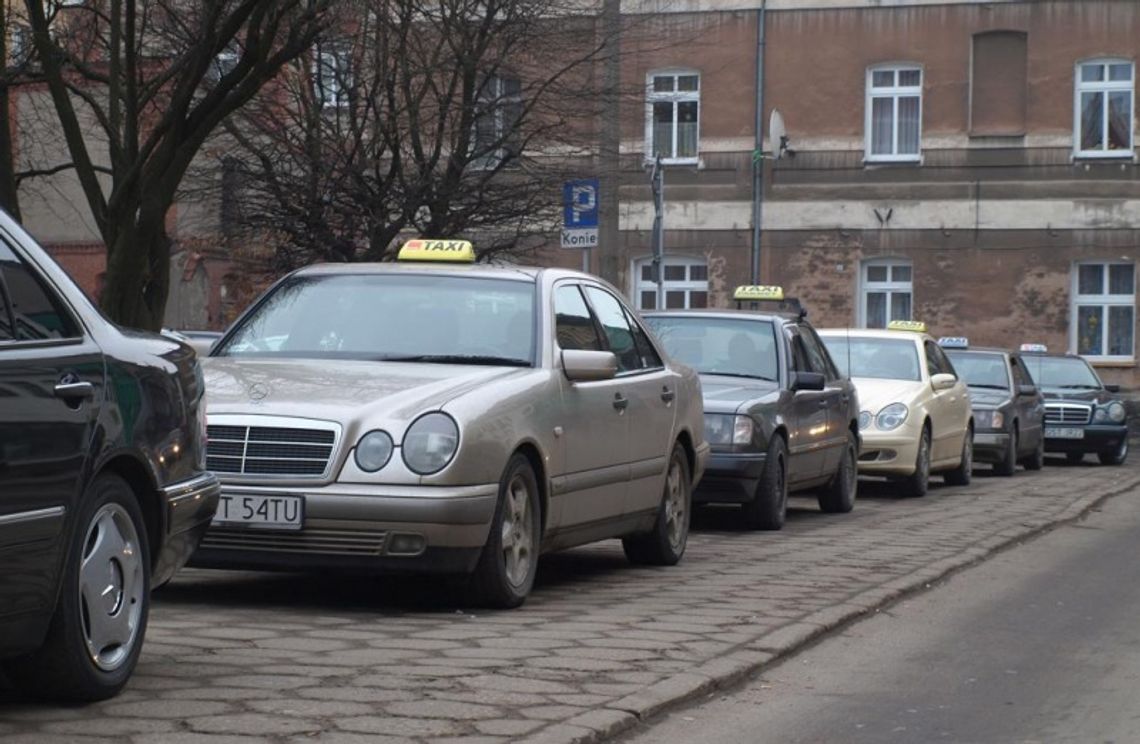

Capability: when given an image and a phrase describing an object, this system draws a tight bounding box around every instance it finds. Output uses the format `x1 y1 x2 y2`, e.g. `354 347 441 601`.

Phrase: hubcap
919 434 930 478
500 475 534 589
664 456 688 552
79 503 143 672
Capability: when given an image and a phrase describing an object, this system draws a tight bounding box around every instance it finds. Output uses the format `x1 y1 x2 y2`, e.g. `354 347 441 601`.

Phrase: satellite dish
769 109 787 159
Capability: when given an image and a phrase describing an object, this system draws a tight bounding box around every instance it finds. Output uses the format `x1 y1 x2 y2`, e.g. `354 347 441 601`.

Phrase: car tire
1099 437 1129 466
3 473 150 702
1021 433 1045 471
624 442 691 565
818 431 857 514
903 425 931 498
742 435 788 530
1066 452 1085 464
944 426 973 486
469 453 542 609
994 428 1017 477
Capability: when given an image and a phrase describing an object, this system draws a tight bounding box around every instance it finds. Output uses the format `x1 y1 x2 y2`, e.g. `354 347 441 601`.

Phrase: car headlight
858 411 872 431
402 412 459 475
975 410 1003 430
1093 406 1107 423
355 430 394 472
875 403 909 431
1108 401 1127 423
704 414 754 446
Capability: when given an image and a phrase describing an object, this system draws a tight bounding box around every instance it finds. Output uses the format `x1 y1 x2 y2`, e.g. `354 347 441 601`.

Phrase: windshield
821 335 921 382
945 351 1009 389
644 316 778 381
216 273 536 364
1022 355 1103 389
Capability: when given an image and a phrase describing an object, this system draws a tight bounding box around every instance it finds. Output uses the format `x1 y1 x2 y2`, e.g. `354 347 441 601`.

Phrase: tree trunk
0 81 20 221
100 208 172 331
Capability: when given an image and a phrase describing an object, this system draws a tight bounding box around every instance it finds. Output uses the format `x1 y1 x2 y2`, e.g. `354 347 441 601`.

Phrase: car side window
0 279 13 341
1011 356 1033 387
786 329 814 374
622 306 663 370
924 341 948 377
554 285 603 352
799 325 838 380
0 241 78 341
583 286 642 373
932 343 957 377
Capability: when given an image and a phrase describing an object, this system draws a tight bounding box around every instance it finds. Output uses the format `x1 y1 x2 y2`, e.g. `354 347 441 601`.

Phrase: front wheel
469 453 541 609
902 426 932 498
3 473 150 702
944 426 974 486
1021 433 1045 471
624 442 691 565
742 435 788 530
1099 437 1130 466
994 429 1017 477
818 431 857 514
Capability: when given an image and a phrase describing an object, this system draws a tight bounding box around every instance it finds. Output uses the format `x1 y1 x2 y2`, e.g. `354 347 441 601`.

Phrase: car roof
943 346 1010 355
816 328 927 341
644 309 801 323
1020 351 1084 360
291 262 601 285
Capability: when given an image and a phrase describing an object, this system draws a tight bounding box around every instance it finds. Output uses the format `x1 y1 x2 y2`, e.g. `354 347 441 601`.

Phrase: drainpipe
750 0 768 284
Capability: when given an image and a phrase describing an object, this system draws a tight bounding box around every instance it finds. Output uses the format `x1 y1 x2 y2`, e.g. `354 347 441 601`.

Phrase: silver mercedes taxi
190 240 707 608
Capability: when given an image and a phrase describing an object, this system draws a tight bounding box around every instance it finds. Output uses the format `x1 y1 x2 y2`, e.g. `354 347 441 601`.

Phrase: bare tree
21 0 329 329
210 0 624 270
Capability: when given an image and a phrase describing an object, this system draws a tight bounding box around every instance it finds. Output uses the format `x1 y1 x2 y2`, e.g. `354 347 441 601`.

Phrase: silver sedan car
190 243 708 608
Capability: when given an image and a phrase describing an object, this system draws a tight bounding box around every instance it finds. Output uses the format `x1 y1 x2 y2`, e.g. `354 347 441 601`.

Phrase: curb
521 471 1140 744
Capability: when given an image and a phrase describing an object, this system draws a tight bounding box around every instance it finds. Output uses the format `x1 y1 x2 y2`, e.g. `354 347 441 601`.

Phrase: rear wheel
1021 433 1045 471
624 442 691 565
1099 437 1129 466
470 454 541 609
742 435 788 530
994 428 1017 477
902 426 931 498
818 431 857 514
3 473 150 702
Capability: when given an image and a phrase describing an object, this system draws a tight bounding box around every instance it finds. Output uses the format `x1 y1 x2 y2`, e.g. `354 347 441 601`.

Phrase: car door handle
613 393 629 411
660 387 675 403
54 381 94 401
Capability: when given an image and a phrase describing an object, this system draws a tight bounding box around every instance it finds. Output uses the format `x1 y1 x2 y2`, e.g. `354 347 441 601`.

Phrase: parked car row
2 215 1130 702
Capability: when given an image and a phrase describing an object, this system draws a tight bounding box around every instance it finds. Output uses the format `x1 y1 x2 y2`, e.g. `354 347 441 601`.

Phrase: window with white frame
312 43 352 108
866 66 922 161
473 74 522 168
1075 60 1134 157
860 259 912 328
1073 261 1135 360
646 71 699 162
635 256 708 310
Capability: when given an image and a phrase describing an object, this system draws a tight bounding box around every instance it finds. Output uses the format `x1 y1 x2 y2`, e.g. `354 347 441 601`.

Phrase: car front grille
200 527 387 556
207 423 337 477
1044 403 1092 426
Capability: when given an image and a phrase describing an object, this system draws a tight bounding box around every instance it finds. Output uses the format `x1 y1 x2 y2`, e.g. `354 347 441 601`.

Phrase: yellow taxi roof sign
733 285 784 301
397 239 476 263
887 320 927 333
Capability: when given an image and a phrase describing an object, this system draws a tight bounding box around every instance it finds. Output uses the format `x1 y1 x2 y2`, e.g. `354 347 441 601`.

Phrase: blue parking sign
563 179 599 229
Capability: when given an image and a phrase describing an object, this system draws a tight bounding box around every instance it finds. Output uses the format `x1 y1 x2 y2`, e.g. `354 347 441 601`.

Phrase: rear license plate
1045 427 1085 440
211 494 304 530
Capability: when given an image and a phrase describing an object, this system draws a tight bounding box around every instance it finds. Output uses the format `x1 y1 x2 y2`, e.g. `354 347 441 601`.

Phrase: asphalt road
621 485 1140 744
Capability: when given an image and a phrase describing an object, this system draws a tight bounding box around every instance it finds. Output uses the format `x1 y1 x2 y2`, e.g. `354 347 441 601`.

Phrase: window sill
646 157 700 167
1087 359 1136 368
1073 151 1136 162
863 156 922 166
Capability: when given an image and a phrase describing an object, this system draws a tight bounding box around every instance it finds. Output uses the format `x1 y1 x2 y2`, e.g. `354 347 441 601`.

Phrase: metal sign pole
651 154 664 309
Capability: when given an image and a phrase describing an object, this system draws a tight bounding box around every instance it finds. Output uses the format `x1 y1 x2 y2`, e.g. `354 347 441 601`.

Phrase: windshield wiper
968 383 1009 390
701 371 777 382
382 354 531 367
1056 383 1100 389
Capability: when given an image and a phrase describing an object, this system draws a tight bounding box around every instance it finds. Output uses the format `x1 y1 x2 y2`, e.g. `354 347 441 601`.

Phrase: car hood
1040 388 1112 405
851 377 927 413
699 375 779 413
965 388 1012 409
203 357 530 421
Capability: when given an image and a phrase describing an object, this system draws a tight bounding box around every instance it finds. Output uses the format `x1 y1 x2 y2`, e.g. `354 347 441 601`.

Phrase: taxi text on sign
397 239 476 263
561 179 599 249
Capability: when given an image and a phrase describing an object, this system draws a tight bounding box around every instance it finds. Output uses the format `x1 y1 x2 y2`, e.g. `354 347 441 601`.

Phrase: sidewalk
2 459 1137 744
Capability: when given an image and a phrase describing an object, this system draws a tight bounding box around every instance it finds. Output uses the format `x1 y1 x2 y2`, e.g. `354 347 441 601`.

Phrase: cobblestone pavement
2 458 1138 744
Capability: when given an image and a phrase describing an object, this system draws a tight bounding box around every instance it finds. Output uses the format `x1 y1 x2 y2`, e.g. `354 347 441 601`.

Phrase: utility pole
750 0 768 284
597 0 621 285
650 153 664 309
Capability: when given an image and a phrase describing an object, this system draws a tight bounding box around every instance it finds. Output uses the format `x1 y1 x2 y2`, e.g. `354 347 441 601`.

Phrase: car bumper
154 472 221 587
694 451 767 504
1044 424 1129 454
188 482 498 575
856 431 921 477
972 431 1011 462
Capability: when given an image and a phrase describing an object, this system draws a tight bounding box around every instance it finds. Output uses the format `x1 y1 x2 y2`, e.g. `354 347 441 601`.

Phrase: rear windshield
945 351 1009 390
644 316 778 382
821 335 921 382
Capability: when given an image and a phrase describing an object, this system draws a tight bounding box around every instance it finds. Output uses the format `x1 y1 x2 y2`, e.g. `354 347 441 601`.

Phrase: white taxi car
819 322 973 497
191 240 708 608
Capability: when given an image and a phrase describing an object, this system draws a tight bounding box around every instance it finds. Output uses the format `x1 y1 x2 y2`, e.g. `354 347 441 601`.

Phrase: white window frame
472 74 522 170
645 70 700 165
312 43 351 109
1070 261 1136 362
633 255 708 310
1073 58 1135 159
865 64 923 163
858 258 913 328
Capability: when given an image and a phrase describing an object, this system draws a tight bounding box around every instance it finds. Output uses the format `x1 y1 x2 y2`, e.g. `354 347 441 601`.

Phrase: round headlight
875 403 909 431
1094 407 1108 423
858 411 872 431
355 430 394 472
402 412 460 475
1108 401 1127 423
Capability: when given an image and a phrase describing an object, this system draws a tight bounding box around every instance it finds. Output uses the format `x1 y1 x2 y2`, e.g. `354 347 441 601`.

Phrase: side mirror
931 373 957 391
1105 383 1121 393
562 349 618 382
1018 384 1038 397
792 371 826 392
